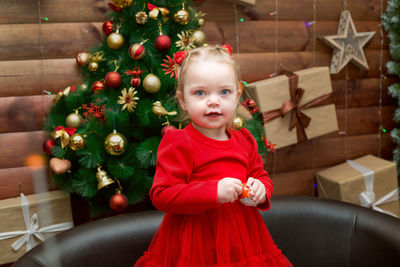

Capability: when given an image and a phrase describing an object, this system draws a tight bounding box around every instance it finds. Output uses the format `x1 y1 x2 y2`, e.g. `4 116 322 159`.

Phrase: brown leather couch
12 196 400 267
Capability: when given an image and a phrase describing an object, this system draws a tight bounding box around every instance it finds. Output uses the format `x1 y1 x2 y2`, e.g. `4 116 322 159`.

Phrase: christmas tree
383 0 400 181
43 0 265 216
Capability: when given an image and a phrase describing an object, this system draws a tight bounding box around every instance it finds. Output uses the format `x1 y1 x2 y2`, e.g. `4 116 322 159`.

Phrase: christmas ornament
176 31 196 51
92 80 105 94
240 183 256 205
195 11 206 27
155 35 171 51
109 190 128 212
125 67 143 87
220 44 233 56
112 0 132 9
105 130 127 156
43 139 55 155
143 74 161 93
129 43 146 60
161 125 177 136
152 101 177 117
174 7 190 25
118 87 139 112
49 158 72 175
109 2 122 12
148 3 170 23
107 32 124 50
192 30 206 46
233 116 244 130
82 103 106 121
53 86 73 105
76 83 89 93
69 133 85 151
130 77 141 87
75 52 90 66
321 10 375 74
88 61 99 72
51 126 76 148
102 20 113 35
174 51 187 64
135 11 148 25
105 71 122 88
96 166 115 190
66 111 83 128
198 17 204 26
161 55 179 79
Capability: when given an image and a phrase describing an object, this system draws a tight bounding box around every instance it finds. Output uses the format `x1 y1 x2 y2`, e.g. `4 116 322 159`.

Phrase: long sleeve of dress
150 130 219 214
239 128 273 211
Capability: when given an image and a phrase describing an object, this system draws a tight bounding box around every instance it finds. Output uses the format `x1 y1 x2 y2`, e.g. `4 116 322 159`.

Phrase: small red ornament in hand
105 71 122 88
155 35 171 51
240 183 256 205
110 192 128 212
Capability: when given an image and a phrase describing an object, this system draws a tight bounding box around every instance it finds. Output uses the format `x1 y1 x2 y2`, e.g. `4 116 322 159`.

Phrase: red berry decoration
102 20 114 35
92 81 105 93
129 43 146 60
109 192 128 212
43 139 55 155
155 35 171 51
161 125 177 136
105 71 122 88
130 77 141 87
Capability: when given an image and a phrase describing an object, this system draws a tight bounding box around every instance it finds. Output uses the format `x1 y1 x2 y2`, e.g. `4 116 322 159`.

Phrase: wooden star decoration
321 10 375 74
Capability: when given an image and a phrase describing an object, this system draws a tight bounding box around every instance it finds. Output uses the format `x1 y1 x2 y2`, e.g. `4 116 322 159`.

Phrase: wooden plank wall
0 0 396 216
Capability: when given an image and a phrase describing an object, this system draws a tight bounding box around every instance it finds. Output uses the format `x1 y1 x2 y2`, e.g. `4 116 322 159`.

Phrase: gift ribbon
347 160 399 218
50 126 76 148
261 70 333 143
0 193 74 252
148 3 170 23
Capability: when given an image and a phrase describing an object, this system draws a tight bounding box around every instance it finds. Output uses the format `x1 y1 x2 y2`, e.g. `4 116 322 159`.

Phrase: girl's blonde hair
175 45 242 125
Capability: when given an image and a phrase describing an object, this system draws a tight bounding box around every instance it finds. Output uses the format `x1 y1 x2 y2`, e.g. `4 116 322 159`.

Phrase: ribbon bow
262 71 333 143
148 3 170 23
125 67 144 77
347 160 399 218
50 126 76 148
0 193 74 252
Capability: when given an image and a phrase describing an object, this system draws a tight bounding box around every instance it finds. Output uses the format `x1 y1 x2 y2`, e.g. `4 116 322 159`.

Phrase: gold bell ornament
104 130 127 156
69 133 85 151
65 109 83 128
96 166 115 190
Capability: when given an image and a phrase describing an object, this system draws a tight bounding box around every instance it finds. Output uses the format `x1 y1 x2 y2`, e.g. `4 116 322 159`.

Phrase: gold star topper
321 10 375 74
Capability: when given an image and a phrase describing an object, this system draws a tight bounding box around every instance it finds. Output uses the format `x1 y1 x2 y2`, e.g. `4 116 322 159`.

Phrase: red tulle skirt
135 203 293 267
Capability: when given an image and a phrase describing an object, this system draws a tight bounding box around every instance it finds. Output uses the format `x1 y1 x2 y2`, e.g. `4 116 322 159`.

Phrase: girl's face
178 60 240 135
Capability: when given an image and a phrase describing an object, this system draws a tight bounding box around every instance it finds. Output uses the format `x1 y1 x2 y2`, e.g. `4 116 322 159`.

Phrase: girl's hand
245 177 266 205
217 178 243 204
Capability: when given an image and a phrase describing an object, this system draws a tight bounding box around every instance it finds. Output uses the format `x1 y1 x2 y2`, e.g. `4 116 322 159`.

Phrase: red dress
135 123 292 267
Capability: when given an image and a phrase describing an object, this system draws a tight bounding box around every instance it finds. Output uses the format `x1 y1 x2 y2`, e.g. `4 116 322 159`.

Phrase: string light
240 18 244 22
43 17 49 21
304 20 315 29
269 11 277 16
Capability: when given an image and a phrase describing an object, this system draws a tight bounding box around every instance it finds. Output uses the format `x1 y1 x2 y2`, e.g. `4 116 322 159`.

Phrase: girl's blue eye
221 89 230 96
195 90 205 96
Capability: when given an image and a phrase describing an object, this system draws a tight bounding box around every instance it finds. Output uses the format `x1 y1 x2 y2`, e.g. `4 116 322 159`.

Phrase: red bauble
161 125 177 136
247 99 256 107
105 71 122 88
102 20 114 35
155 35 171 51
92 81 105 93
129 43 146 60
43 139 55 155
109 192 128 212
130 77 141 87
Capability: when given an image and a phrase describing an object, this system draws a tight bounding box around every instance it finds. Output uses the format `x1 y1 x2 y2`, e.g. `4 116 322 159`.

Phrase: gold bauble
96 166 115 190
107 32 125 50
112 0 132 8
65 112 83 128
88 61 99 72
76 52 90 66
233 116 244 130
174 9 190 25
69 133 85 151
192 30 206 46
143 74 161 93
198 17 204 27
105 130 127 156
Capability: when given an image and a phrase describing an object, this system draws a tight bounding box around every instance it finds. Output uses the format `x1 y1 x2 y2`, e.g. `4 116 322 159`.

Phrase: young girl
135 45 292 266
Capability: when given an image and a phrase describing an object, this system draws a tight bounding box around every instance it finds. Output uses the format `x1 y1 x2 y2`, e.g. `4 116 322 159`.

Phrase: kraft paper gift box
246 67 339 149
316 155 400 218
0 190 74 264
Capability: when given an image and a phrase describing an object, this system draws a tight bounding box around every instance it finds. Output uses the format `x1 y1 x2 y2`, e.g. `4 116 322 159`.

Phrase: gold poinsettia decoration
176 31 196 51
117 87 139 112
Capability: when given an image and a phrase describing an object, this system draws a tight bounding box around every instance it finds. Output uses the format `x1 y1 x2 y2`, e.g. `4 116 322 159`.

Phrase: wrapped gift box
246 67 338 149
316 155 400 218
0 190 74 264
